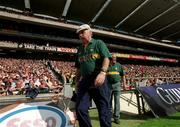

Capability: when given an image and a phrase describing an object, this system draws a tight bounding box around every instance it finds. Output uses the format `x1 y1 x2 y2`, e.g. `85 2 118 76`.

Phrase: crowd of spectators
0 58 179 96
0 58 63 96
124 64 180 89
51 62 180 89
50 61 76 84
124 64 180 78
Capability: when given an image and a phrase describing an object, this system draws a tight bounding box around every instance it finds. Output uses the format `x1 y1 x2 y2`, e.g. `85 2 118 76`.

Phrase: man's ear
90 31 93 37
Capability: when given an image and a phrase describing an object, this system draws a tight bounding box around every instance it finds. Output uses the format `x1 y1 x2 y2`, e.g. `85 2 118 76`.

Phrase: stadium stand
0 2 179 124
0 58 179 96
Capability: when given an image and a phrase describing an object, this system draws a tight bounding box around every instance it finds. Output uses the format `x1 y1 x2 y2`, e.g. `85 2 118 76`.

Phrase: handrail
0 93 63 107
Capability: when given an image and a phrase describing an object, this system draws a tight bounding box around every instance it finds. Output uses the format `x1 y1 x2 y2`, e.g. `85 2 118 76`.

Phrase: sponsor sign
57 47 77 53
44 46 57 51
129 55 146 60
160 58 178 63
0 41 18 48
0 102 73 127
24 43 35 50
137 84 180 117
36 45 44 50
116 53 129 58
146 56 160 61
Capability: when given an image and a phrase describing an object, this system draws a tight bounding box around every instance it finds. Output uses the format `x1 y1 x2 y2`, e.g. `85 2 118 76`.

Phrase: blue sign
137 84 180 117
0 105 68 127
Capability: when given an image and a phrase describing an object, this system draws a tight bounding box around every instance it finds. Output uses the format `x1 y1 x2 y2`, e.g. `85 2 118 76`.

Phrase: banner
44 46 57 51
146 56 160 61
24 43 35 50
160 58 178 63
116 53 129 58
137 84 180 117
129 55 146 60
0 102 74 127
0 41 18 48
57 47 77 53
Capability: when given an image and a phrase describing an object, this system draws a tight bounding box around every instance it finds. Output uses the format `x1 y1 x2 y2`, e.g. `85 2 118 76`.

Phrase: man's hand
94 72 106 87
94 57 109 87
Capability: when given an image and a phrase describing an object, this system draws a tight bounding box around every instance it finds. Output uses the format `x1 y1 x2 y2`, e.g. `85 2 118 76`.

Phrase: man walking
75 24 112 127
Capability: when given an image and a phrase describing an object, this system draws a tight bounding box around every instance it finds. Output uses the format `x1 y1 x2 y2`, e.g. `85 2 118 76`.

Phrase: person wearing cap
107 54 125 124
75 24 112 127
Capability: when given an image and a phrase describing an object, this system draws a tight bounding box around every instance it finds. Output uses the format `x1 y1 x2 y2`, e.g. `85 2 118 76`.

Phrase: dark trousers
76 76 111 127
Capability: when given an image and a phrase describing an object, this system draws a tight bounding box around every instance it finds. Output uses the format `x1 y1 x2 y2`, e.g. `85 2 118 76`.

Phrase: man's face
78 29 92 44
112 55 116 64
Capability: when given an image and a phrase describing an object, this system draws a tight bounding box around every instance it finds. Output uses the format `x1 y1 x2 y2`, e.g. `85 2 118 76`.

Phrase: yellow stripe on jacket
107 71 120 75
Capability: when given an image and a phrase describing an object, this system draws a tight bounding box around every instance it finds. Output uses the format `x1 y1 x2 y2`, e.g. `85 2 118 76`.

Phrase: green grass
88 109 180 127
137 113 180 127
89 109 146 127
